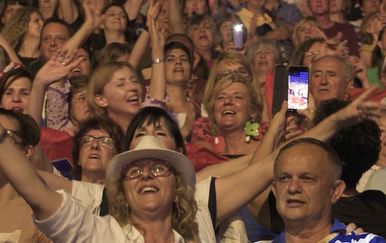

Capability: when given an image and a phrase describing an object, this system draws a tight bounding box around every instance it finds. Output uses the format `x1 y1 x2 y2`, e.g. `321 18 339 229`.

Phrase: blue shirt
272 219 386 243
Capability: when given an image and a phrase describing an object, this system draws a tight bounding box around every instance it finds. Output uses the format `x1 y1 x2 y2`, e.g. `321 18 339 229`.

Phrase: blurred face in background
26 11 44 39
41 22 70 60
184 0 208 16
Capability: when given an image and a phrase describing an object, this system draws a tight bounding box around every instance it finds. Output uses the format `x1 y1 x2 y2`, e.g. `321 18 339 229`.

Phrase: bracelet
152 58 164 64
0 128 7 143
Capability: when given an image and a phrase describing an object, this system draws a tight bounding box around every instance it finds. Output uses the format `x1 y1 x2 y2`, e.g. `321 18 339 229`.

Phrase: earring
244 116 260 143
211 121 220 145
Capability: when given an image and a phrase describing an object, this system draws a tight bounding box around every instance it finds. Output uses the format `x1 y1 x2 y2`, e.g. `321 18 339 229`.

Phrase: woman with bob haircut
0 67 32 114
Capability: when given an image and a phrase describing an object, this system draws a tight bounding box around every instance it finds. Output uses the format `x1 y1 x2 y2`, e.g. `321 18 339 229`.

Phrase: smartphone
287 66 309 112
272 64 288 116
232 23 244 50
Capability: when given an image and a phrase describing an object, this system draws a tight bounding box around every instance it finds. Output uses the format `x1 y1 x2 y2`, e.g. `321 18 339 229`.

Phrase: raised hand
35 49 84 86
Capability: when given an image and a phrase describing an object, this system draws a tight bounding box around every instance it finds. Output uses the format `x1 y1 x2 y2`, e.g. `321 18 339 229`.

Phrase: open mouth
11 107 23 113
88 154 101 159
222 110 236 116
139 186 159 194
126 95 139 104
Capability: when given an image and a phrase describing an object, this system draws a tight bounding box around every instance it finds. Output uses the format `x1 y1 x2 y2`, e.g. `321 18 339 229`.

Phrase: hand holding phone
287 66 309 112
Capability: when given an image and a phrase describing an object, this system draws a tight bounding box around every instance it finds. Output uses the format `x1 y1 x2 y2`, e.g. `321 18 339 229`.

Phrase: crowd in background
0 0 386 242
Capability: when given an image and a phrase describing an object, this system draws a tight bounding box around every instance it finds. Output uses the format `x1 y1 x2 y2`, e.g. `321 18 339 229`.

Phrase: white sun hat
106 135 196 187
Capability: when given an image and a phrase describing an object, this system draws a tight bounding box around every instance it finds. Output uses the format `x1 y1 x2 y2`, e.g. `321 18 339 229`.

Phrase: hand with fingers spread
333 87 377 127
35 49 84 86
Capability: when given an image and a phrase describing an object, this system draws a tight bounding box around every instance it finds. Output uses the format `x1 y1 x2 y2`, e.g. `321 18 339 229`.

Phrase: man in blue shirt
270 138 385 243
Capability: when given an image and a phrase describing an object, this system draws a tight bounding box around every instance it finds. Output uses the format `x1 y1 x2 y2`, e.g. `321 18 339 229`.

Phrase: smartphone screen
232 24 244 50
288 66 309 111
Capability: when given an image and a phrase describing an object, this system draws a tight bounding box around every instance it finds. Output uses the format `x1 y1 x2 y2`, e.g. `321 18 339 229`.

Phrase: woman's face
369 14 386 35
214 82 254 132
219 20 233 45
165 48 192 84
189 20 213 51
303 42 337 66
70 89 90 124
296 22 318 44
123 158 176 216
184 0 207 17
27 12 44 39
130 118 177 151
253 47 276 74
78 129 117 176
103 6 127 32
38 0 58 10
1 3 23 25
0 77 31 114
329 0 344 14
97 67 141 118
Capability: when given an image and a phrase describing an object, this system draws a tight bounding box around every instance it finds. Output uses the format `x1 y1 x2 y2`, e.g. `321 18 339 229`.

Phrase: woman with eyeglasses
70 117 124 184
0 109 201 242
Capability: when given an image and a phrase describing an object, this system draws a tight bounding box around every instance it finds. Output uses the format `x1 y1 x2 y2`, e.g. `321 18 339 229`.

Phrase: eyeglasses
6 129 23 145
80 135 114 148
123 161 173 180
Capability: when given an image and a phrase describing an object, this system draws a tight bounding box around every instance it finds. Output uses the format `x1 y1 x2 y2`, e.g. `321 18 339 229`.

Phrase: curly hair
106 172 200 242
1 7 42 51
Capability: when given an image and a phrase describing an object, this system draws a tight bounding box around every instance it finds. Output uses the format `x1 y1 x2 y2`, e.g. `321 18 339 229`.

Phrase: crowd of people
0 0 386 242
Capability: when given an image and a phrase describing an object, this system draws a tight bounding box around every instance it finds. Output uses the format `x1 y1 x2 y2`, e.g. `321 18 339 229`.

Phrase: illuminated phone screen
288 68 309 110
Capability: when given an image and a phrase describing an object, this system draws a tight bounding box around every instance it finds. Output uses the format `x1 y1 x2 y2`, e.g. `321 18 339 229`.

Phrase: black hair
313 99 381 189
0 108 40 147
124 106 187 155
164 42 193 65
72 117 124 180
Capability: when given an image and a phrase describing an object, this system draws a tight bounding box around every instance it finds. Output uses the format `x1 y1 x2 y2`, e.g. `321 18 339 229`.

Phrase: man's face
41 23 70 60
309 0 329 15
272 143 343 226
310 57 348 104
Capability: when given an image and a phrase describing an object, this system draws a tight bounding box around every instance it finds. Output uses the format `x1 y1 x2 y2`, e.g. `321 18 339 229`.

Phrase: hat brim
106 148 196 187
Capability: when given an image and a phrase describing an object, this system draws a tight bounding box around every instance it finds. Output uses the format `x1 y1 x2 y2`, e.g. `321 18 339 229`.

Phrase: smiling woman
0 67 32 114
87 61 142 132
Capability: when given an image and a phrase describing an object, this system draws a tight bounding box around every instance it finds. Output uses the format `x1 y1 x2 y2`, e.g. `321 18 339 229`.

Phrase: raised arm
0 126 62 220
148 0 167 101
0 33 22 64
196 101 287 181
124 0 145 21
214 88 376 224
57 0 79 25
26 52 83 123
125 1 152 69
169 0 184 34
62 1 102 53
